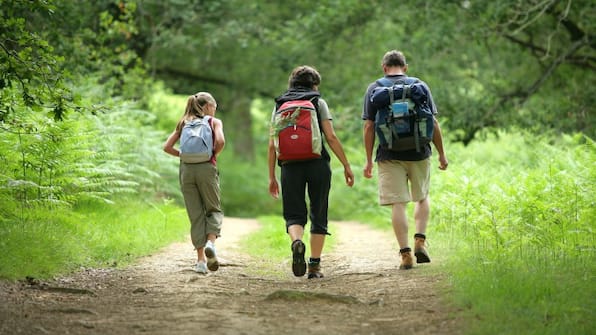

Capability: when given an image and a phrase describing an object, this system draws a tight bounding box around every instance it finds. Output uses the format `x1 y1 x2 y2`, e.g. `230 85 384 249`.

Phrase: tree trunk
219 92 254 161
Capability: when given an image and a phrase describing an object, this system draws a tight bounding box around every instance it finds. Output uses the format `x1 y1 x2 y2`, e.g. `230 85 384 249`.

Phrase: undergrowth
431 132 595 335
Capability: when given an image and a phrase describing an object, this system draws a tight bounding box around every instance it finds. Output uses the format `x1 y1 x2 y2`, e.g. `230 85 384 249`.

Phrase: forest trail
0 218 461 335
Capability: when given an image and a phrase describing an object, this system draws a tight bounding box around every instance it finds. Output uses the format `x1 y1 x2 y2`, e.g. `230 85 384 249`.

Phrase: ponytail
182 92 215 122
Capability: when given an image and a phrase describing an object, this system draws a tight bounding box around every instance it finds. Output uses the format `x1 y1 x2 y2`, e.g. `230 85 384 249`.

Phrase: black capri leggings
280 159 332 235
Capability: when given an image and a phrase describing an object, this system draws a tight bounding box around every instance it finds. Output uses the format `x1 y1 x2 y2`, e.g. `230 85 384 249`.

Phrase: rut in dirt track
0 218 461 335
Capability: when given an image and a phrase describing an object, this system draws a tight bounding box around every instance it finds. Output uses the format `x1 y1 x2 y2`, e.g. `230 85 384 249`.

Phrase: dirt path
0 218 461 335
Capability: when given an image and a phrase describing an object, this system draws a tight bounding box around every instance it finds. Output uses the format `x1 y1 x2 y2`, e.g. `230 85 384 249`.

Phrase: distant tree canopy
2 0 594 158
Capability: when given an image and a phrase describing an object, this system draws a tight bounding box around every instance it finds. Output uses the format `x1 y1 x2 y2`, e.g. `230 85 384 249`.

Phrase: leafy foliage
135 0 594 157
0 102 175 220
0 0 74 121
445 0 595 143
0 0 171 224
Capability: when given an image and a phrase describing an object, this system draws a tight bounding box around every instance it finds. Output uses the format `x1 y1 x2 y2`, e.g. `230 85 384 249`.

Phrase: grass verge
0 198 188 280
445 245 595 335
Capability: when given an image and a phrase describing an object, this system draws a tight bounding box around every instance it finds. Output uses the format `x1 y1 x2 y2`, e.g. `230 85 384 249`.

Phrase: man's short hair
288 65 321 89
382 50 407 67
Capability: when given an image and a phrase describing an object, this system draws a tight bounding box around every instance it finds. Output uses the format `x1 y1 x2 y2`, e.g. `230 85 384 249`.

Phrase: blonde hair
182 92 216 122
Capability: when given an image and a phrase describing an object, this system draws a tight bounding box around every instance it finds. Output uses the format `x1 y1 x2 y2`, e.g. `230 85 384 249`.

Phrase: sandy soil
0 218 462 335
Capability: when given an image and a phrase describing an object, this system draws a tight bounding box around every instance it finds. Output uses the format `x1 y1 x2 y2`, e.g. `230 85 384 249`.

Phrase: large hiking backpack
370 77 434 152
271 98 322 161
179 116 214 163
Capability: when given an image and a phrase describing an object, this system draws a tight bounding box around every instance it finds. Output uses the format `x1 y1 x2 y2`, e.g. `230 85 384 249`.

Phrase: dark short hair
382 50 407 67
288 65 321 89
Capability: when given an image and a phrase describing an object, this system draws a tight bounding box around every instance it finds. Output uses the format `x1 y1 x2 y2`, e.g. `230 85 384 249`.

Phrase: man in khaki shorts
362 50 448 269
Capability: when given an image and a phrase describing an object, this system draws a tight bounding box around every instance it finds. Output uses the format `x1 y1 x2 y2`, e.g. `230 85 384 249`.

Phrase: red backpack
271 98 322 161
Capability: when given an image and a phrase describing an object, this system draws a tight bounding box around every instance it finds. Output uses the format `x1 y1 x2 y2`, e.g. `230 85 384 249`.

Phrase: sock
400 247 412 254
309 257 320 264
414 233 426 239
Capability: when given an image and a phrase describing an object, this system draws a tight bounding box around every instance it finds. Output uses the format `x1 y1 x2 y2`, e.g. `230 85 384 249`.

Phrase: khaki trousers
179 162 223 249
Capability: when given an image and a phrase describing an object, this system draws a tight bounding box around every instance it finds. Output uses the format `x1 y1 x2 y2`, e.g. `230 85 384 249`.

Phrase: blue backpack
179 116 214 163
370 77 434 152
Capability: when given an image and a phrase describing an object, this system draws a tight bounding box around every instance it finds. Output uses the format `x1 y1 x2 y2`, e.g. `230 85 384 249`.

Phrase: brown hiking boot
307 261 324 279
399 248 413 270
414 234 431 264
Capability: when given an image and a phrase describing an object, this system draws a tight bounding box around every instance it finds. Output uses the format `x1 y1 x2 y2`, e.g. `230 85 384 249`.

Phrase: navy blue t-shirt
362 74 437 162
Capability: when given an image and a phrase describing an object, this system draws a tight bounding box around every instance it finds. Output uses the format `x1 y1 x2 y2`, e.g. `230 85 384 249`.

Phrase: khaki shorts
378 159 430 205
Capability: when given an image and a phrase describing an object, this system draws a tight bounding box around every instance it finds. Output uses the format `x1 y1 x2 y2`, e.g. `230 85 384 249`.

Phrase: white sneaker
195 261 208 274
204 241 219 272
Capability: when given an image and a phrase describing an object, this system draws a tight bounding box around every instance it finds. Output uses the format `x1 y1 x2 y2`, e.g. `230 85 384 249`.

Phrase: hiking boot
307 261 324 279
414 234 431 264
291 240 306 277
195 261 208 274
399 248 413 270
204 241 219 271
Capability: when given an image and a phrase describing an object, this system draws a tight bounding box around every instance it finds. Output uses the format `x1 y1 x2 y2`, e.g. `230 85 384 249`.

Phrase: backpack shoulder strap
309 96 320 110
310 96 322 123
204 115 214 130
308 96 326 140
